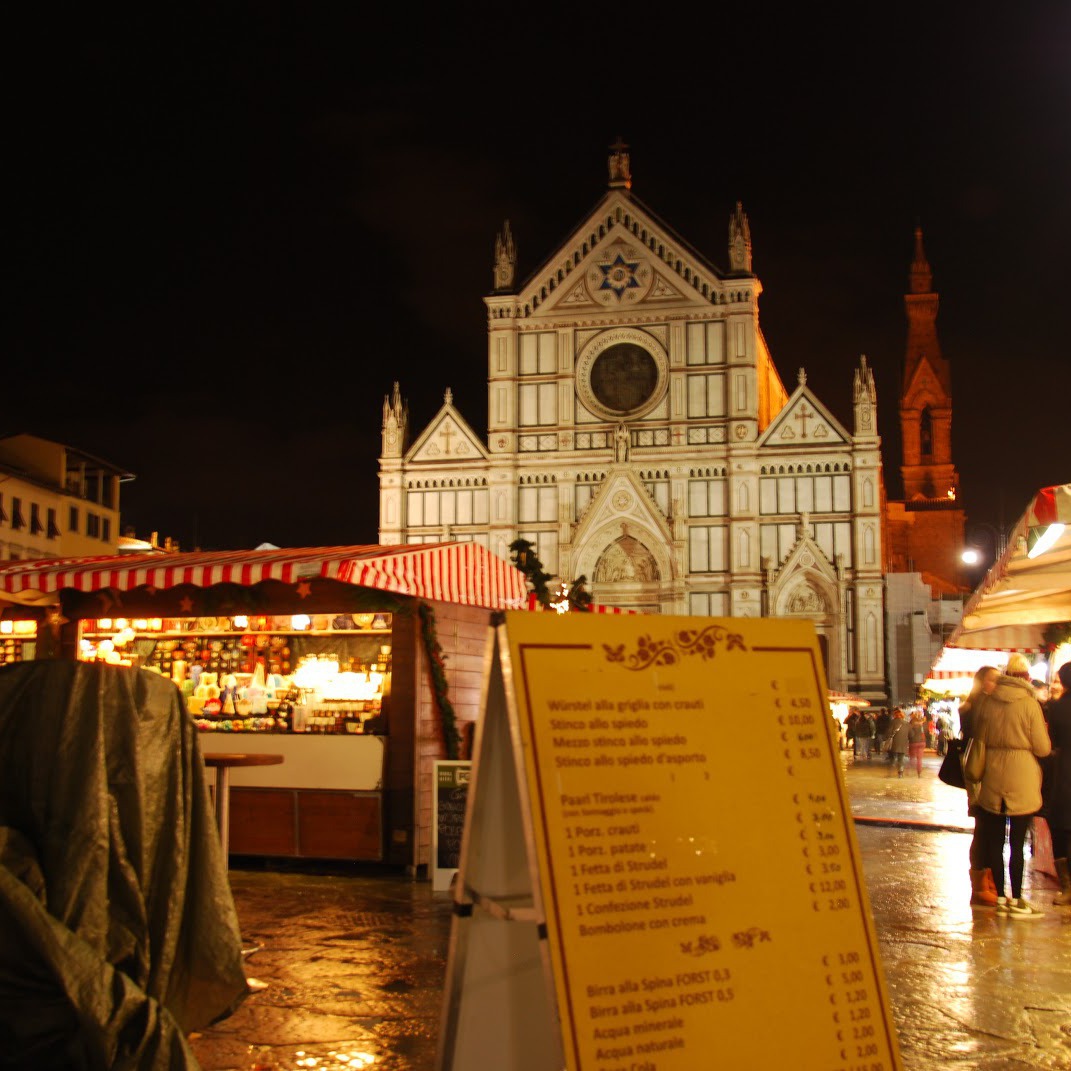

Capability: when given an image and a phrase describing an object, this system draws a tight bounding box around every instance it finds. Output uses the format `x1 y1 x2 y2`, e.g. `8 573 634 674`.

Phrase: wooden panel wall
412 601 495 872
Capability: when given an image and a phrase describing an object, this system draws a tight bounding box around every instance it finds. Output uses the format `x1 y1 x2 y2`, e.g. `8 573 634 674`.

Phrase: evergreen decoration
509 538 593 612
1042 621 1071 652
418 601 461 760
567 576 594 612
509 538 552 605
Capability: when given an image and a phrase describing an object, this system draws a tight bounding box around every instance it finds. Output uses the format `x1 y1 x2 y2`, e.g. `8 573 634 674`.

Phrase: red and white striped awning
0 543 529 611
524 592 638 614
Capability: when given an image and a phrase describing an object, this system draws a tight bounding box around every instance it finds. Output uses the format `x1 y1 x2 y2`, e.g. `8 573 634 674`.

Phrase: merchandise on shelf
78 614 393 735
1 619 39 663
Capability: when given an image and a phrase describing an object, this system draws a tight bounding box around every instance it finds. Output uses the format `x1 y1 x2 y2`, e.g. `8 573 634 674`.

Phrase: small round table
203 752 284 858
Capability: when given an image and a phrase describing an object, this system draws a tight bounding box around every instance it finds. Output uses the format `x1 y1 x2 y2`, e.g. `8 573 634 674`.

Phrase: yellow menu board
499 611 901 1071
437 611 902 1071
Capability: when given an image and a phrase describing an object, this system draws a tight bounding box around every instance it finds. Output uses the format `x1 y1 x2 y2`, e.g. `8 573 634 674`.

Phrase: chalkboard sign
432 760 472 890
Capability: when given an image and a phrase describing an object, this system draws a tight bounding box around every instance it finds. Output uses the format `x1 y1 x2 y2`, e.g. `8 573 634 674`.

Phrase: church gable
541 234 699 314
572 469 673 548
757 376 850 449
406 393 488 464
768 526 840 615
519 193 725 319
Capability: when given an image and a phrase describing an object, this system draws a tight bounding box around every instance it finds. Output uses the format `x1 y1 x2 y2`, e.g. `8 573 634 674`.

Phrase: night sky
9 5 1069 557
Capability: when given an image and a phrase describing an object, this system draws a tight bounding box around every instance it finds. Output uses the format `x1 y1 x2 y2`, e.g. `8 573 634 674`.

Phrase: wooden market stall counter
198 730 387 861
0 543 531 875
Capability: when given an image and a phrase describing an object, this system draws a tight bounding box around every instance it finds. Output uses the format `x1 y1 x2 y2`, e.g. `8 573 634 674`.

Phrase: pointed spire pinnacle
728 201 752 273
493 220 516 291
608 137 631 190
797 367 807 387
909 225 932 294
381 382 409 457
444 387 453 406
854 354 876 403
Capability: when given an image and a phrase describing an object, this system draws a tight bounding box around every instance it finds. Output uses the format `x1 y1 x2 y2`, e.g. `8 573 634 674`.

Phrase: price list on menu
505 612 901 1071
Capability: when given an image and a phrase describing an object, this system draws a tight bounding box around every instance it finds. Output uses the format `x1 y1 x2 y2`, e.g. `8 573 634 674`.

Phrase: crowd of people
841 705 945 777
836 658 1070 920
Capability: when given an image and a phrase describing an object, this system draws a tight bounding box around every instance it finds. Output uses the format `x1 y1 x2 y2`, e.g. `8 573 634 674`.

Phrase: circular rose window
590 344 659 413
576 329 668 421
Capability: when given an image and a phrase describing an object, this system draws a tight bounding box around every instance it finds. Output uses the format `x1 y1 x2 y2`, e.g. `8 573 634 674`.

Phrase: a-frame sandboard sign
437 611 903 1071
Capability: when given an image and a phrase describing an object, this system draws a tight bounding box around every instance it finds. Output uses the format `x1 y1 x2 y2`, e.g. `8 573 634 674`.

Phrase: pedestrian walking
936 712 952 756
1044 662 1071 906
908 712 927 777
875 707 892 763
966 653 1052 919
886 709 910 778
846 710 859 758
855 710 874 762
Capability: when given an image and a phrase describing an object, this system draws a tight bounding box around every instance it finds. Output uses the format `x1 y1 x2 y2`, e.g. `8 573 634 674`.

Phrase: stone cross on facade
795 403 815 439
439 423 455 454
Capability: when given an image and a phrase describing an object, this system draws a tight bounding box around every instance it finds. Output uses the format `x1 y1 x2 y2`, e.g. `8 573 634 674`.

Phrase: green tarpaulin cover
0 662 248 1069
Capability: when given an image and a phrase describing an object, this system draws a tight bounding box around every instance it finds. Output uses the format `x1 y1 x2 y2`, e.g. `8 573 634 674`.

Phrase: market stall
827 690 870 749
924 483 1071 693
0 543 528 873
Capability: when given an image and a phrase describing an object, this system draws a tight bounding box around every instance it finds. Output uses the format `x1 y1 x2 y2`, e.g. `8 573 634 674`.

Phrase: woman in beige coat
970 653 1052 918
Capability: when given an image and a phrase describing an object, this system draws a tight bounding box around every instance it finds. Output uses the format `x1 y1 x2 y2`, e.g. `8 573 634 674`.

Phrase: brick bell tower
900 227 958 501
884 227 966 591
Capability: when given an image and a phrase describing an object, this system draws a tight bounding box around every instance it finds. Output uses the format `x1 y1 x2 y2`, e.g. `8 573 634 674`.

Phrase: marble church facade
378 147 886 698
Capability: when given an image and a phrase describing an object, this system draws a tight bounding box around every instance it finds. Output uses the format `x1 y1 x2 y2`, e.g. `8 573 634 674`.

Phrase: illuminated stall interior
0 543 528 873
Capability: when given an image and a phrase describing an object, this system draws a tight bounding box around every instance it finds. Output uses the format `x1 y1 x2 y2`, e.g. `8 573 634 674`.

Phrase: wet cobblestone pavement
190 753 1071 1071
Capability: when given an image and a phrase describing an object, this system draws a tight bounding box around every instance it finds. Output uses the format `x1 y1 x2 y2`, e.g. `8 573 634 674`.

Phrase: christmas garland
1043 621 1071 653
418 601 461 760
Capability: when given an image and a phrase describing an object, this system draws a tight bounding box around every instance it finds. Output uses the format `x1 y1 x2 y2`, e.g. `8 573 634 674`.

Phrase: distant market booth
0 542 529 874
923 483 1071 696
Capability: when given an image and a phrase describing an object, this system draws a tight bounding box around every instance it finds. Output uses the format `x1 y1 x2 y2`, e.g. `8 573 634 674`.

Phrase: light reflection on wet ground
190 753 1071 1070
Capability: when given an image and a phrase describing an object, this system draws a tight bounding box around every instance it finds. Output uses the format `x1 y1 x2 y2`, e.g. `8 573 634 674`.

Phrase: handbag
938 737 966 789
962 735 986 783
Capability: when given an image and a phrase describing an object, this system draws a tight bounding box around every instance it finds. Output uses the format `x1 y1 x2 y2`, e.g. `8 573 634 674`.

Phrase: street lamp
961 521 1007 567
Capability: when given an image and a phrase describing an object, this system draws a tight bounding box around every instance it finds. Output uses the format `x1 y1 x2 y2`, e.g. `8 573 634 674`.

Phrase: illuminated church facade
378 146 887 698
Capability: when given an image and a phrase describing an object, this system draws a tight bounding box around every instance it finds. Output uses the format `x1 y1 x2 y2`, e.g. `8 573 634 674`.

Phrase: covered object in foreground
0 661 247 1070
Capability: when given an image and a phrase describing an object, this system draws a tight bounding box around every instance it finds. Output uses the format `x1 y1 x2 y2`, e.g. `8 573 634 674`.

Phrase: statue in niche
614 423 630 462
608 137 631 188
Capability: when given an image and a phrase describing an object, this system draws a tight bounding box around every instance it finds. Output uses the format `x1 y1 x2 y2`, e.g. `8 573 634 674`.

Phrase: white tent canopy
920 484 1070 695
947 483 1071 650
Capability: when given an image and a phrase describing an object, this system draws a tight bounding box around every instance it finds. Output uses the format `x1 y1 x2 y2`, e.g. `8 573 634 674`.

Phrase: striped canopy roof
949 483 1071 650
0 542 530 611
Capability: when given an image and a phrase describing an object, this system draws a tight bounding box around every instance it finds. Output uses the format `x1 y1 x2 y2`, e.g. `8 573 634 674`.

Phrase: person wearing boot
961 665 1000 906
908 711 927 777
1045 662 1071 906
886 709 910 777
970 653 1052 919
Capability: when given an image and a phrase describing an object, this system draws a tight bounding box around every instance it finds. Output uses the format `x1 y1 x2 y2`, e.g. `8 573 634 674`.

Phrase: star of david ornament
598 253 641 298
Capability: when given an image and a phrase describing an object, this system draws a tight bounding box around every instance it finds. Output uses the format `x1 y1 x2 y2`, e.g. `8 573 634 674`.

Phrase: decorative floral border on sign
603 625 747 671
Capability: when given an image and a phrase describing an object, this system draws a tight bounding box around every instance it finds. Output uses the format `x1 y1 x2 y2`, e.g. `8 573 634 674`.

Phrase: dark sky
9 4 1070 555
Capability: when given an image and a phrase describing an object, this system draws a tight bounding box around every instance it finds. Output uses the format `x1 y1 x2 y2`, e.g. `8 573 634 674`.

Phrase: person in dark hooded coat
1044 661 1071 906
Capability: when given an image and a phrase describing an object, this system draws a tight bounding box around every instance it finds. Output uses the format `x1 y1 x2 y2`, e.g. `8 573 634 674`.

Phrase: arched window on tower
920 406 933 458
